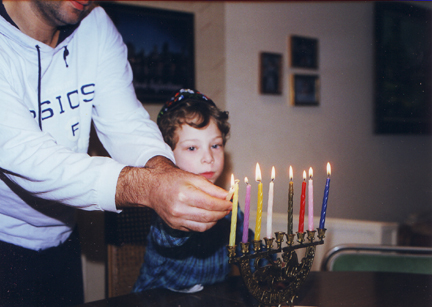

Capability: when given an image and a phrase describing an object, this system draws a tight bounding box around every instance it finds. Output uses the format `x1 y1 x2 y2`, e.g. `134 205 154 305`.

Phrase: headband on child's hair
157 89 216 125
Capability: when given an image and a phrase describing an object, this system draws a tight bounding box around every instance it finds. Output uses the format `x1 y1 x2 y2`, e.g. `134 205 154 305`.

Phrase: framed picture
260 52 283 95
290 35 319 69
374 2 431 134
291 74 319 106
101 2 195 103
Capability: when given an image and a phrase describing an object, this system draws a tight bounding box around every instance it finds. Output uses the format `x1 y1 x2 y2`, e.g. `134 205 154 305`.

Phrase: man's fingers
163 208 223 232
180 183 232 213
192 175 229 200
177 221 218 233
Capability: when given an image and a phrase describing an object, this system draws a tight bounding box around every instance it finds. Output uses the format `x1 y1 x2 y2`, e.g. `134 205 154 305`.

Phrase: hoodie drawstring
63 46 69 68
35 45 42 130
35 45 69 130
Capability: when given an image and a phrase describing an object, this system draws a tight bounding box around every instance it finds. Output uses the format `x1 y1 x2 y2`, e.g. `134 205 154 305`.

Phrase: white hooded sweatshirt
0 4 174 251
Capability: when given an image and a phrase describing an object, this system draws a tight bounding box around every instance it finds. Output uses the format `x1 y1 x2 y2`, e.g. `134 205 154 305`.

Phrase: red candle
298 170 306 233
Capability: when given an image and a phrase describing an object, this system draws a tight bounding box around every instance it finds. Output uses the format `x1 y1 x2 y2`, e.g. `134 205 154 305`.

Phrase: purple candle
319 163 331 229
242 178 251 243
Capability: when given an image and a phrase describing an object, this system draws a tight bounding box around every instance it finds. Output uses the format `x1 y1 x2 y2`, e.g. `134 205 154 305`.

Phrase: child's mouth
200 172 215 180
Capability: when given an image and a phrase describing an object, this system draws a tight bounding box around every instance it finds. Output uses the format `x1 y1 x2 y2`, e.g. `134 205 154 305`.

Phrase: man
0 1 231 306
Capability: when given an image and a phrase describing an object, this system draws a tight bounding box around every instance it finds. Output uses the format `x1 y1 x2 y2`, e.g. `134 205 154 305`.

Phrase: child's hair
157 89 230 150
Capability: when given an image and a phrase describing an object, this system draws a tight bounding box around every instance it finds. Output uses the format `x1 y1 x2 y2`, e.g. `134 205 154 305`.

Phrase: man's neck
3 1 59 47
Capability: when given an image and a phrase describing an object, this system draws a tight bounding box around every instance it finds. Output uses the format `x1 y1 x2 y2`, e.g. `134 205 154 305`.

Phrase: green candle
288 166 294 235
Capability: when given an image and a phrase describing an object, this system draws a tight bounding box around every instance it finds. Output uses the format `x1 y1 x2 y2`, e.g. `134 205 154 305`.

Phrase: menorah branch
227 228 326 307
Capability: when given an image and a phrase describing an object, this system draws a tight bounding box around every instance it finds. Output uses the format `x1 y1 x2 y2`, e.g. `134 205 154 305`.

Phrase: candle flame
245 177 249 185
289 165 293 181
231 173 235 186
255 163 262 182
309 167 313 179
271 166 275 181
327 162 331 177
303 170 306 181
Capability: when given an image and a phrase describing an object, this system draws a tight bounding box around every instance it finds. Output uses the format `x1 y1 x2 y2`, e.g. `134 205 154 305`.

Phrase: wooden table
76 271 432 307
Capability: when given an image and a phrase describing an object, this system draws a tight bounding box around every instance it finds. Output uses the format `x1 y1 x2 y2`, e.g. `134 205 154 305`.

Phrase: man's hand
115 156 232 232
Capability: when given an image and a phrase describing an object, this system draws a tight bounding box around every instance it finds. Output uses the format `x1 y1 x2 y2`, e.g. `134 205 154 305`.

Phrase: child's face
173 119 224 184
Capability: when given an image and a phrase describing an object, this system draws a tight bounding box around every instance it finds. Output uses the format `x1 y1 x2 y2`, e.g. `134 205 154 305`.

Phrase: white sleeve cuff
95 161 125 213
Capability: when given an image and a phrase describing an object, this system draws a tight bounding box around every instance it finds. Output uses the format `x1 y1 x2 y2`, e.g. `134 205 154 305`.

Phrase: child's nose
201 150 214 164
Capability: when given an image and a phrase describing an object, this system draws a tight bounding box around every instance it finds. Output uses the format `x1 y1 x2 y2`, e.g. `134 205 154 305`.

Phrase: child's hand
115 156 232 232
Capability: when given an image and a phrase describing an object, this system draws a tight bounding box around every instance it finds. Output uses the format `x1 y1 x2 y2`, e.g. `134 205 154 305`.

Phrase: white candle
266 166 275 238
308 167 314 231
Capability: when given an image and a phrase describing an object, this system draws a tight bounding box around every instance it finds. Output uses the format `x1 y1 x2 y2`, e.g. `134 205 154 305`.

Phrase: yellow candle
254 163 263 241
229 174 240 246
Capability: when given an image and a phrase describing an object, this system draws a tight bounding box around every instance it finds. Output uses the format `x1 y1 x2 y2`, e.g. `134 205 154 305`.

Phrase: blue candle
319 163 331 229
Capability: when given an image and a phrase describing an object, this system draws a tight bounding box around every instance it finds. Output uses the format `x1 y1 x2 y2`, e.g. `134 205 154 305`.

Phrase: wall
223 1 432 224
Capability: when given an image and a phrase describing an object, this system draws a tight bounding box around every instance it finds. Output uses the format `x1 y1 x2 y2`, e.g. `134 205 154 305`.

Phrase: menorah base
227 229 326 307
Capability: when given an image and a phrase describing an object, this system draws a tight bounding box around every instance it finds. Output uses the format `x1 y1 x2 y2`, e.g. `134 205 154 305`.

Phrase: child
133 89 253 293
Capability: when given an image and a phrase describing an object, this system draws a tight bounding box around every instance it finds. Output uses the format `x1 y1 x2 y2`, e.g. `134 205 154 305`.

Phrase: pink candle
298 171 306 233
242 178 251 243
308 167 314 231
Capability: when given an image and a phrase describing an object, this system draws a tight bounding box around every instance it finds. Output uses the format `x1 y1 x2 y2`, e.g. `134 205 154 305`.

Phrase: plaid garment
133 204 254 292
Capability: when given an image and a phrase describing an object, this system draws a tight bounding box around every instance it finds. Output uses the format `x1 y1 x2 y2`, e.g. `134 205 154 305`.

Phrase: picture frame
260 52 283 95
290 35 319 69
101 2 195 103
291 74 319 106
374 2 431 134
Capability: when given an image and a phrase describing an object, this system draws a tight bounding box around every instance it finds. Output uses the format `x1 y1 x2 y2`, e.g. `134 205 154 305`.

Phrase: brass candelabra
227 228 326 307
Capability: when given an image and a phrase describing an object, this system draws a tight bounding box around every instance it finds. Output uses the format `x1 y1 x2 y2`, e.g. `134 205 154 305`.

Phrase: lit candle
308 167 314 231
254 163 263 241
226 180 235 201
242 177 251 243
319 163 331 229
266 167 275 239
288 166 294 235
298 170 306 233
229 174 240 246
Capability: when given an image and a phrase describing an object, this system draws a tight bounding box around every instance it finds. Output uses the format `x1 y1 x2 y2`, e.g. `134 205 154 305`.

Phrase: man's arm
115 156 232 232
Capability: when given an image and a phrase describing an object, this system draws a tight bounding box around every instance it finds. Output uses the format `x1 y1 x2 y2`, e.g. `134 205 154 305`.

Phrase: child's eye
212 144 223 149
187 146 196 151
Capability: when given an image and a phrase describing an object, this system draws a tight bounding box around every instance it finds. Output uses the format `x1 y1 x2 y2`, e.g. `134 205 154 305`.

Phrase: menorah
226 228 326 307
